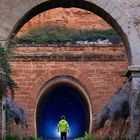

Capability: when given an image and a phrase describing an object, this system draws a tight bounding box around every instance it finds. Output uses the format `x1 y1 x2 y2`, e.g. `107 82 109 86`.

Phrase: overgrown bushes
0 42 15 97
74 133 130 140
4 134 130 140
15 26 120 45
4 135 19 140
22 136 42 140
74 133 98 140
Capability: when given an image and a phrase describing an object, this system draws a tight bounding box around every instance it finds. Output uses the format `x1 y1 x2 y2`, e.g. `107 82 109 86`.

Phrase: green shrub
5 135 19 140
4 135 42 140
103 135 111 140
22 136 42 140
74 132 99 140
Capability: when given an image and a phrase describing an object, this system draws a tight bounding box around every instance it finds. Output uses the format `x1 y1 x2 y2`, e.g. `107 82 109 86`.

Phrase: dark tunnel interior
36 83 90 139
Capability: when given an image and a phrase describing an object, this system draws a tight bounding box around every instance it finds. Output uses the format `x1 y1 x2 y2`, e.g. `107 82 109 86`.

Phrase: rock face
17 8 111 36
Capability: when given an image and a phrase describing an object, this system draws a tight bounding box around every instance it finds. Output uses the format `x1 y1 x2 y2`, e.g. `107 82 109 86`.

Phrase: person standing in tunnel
57 115 69 140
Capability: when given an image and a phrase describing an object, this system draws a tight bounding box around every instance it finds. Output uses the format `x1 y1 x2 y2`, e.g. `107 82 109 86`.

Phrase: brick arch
0 0 140 64
28 68 93 103
27 68 94 136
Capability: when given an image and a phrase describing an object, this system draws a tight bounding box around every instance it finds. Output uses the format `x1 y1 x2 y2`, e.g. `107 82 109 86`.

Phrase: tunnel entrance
36 77 90 139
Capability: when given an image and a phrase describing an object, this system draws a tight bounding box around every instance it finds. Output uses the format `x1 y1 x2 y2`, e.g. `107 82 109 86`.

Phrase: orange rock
17 8 111 37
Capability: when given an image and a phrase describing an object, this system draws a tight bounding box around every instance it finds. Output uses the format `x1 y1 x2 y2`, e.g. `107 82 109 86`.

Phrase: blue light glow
36 84 89 139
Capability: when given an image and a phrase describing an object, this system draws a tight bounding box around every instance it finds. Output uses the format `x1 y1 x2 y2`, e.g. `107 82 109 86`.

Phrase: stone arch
27 69 93 136
0 0 140 64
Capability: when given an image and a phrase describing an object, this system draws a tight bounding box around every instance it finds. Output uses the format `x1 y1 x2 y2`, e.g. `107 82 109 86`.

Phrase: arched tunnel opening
36 80 90 139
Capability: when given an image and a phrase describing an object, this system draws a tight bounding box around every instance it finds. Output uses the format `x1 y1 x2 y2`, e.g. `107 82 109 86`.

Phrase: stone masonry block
117 15 130 29
129 50 140 65
110 8 122 20
28 0 38 7
128 29 140 44
35 0 46 5
104 0 116 13
89 0 110 8
14 0 33 15
0 25 10 39
121 21 133 35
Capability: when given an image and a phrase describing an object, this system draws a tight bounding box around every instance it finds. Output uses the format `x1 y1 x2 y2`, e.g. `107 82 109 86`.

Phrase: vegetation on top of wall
15 26 120 45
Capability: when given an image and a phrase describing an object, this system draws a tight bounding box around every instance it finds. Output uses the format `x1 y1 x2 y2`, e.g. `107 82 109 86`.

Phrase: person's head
61 115 66 120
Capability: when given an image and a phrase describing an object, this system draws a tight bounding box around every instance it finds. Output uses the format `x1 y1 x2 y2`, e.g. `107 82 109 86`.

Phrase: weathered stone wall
0 0 140 64
12 1 140 38
9 45 128 136
116 0 140 37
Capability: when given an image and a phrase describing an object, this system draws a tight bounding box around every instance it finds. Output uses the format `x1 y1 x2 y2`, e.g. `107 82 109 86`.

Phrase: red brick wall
9 45 128 136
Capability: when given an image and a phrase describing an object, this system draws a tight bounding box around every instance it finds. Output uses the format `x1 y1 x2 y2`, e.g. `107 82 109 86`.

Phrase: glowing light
54 127 60 138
